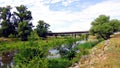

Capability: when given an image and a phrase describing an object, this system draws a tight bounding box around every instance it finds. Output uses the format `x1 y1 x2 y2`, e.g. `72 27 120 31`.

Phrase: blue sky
48 0 103 11
0 0 120 32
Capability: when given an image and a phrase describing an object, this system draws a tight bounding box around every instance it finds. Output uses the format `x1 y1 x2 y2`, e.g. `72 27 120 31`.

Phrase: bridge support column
53 34 58 38
72 34 76 38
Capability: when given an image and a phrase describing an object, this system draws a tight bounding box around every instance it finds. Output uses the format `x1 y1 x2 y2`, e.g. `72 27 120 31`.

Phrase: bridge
48 31 89 38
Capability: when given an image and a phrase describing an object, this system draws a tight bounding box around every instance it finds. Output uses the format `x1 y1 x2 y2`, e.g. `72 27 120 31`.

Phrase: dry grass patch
74 35 120 68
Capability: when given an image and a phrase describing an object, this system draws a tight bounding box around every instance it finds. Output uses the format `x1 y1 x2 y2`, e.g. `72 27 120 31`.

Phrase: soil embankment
71 36 120 68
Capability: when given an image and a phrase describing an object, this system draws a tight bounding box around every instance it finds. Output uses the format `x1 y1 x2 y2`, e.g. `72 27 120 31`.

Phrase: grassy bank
74 35 120 68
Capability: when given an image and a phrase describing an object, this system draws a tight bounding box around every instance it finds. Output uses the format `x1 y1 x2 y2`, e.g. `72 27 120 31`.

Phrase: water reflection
48 40 85 58
0 51 14 68
47 49 61 58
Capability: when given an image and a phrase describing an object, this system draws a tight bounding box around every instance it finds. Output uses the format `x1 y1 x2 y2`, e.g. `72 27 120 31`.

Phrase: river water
47 40 85 58
0 51 14 68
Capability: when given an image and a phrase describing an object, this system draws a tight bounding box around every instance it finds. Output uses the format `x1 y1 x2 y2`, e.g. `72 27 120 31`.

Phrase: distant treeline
0 5 120 41
0 5 50 41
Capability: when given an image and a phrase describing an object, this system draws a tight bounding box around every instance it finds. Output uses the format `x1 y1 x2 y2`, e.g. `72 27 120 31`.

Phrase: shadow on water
47 40 86 58
0 51 14 68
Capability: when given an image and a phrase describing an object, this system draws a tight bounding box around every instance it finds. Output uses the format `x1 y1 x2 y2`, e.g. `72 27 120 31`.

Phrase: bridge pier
72 34 76 38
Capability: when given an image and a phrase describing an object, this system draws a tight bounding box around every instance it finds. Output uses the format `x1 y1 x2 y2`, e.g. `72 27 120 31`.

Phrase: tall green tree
14 5 33 41
90 15 120 40
36 20 50 38
14 5 32 22
18 21 32 41
0 6 16 37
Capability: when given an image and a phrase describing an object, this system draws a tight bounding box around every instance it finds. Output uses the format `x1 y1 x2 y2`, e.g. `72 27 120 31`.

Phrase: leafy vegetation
90 15 120 40
36 20 50 38
0 36 100 68
0 5 50 41
0 6 16 37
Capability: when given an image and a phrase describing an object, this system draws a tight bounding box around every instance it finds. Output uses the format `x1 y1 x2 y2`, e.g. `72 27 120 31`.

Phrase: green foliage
109 19 120 32
0 6 16 37
13 40 48 68
9 34 15 38
80 34 89 40
0 5 33 39
90 15 120 40
18 21 32 41
48 58 70 68
14 5 32 22
36 20 50 38
28 30 40 40
14 57 48 68
14 5 33 41
77 41 100 50
0 36 100 68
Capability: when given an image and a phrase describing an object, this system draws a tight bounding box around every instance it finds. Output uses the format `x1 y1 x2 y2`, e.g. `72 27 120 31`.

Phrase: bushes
13 57 48 68
12 37 78 68
48 58 70 68
13 41 48 67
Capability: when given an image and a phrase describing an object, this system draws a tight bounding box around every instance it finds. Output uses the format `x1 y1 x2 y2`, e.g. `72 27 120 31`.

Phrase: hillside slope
71 36 120 68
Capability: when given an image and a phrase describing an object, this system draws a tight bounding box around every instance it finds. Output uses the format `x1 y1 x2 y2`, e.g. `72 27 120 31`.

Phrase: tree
14 5 32 22
18 21 32 41
36 20 50 38
0 6 16 37
90 15 120 40
14 5 33 41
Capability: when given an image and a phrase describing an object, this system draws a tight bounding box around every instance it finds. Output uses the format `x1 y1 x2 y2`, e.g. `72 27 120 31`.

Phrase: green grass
48 58 70 68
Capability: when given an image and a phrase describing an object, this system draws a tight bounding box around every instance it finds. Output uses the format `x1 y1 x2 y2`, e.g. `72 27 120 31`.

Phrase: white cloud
50 0 62 3
62 0 79 6
0 0 120 32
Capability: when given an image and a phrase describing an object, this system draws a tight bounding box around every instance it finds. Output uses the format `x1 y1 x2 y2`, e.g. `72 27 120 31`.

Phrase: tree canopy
90 15 120 40
0 5 33 39
0 6 16 37
0 5 50 41
36 20 50 38
14 5 33 41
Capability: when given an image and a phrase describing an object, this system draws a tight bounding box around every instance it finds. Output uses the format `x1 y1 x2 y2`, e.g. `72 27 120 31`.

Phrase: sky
0 0 120 32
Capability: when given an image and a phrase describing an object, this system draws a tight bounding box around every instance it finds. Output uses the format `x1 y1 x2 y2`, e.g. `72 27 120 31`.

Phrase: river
47 40 85 58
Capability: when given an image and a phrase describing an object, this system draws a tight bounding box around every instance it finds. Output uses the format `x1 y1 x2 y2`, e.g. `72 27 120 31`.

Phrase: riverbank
71 35 120 68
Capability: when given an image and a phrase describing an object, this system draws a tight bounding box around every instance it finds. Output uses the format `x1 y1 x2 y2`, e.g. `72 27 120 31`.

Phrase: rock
74 63 78 66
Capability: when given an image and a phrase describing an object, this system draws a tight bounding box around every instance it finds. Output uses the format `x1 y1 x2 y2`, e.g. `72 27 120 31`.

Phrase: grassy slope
72 35 120 68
